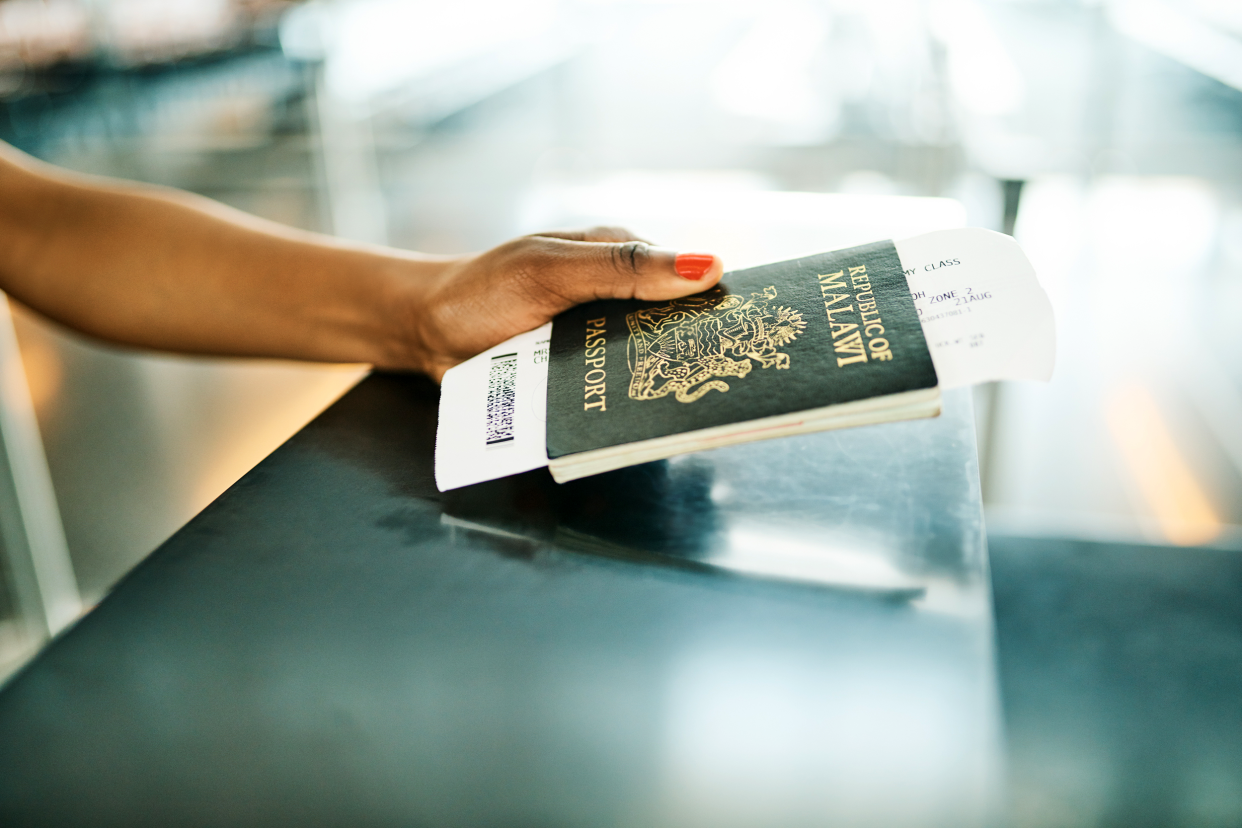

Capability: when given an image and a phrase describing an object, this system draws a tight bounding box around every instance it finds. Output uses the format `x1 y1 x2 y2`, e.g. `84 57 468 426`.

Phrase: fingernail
675 253 715 280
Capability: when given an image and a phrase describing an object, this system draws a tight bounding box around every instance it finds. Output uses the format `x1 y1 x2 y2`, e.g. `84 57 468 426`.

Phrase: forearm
0 146 438 369
0 142 724 383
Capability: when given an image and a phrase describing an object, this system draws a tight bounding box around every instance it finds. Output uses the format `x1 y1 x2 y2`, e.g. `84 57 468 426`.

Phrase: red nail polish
675 253 715 280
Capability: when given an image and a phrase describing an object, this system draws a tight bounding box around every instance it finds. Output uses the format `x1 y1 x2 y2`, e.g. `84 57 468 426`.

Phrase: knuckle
610 241 650 275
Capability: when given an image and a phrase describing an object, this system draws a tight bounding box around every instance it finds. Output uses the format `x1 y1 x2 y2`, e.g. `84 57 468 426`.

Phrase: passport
545 240 940 482
434 229 1055 492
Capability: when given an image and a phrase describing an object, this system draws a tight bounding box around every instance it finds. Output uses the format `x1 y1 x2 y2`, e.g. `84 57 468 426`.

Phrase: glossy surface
0 375 1000 828
991 536 1242 828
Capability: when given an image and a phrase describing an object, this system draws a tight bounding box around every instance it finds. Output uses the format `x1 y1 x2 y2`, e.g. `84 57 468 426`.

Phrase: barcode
485 353 518 445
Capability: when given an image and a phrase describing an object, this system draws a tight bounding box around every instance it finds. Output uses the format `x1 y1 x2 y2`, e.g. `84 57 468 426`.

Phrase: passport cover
546 240 937 460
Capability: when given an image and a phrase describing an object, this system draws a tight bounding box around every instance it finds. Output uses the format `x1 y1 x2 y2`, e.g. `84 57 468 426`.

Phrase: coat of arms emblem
626 286 807 403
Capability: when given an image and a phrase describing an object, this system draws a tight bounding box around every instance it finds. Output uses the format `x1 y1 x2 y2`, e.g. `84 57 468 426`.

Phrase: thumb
535 238 724 305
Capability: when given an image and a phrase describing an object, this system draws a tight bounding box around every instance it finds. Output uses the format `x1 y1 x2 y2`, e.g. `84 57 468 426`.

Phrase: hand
401 227 723 382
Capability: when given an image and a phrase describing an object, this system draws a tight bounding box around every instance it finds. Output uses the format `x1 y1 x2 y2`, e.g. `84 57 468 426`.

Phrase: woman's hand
398 227 723 381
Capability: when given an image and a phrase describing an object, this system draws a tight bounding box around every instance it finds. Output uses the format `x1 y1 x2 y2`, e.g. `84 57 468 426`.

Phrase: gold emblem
626 286 806 403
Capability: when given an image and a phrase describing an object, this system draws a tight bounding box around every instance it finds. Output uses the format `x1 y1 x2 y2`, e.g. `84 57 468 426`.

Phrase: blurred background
0 0 1239 825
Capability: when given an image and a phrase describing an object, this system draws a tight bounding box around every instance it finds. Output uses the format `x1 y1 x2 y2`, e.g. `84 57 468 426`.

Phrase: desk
0 374 1001 828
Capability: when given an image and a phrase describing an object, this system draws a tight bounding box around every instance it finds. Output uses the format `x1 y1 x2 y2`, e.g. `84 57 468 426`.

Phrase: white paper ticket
895 228 1055 388
434 228 1054 491
434 323 553 492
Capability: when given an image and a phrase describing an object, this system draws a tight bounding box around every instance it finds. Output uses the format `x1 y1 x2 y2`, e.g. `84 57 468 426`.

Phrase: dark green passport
546 240 940 482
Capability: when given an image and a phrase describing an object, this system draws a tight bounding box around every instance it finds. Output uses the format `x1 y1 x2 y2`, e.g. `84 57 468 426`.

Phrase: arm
0 141 722 381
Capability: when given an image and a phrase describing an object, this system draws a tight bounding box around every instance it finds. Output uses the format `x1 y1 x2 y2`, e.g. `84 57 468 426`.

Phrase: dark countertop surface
0 374 1001 828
